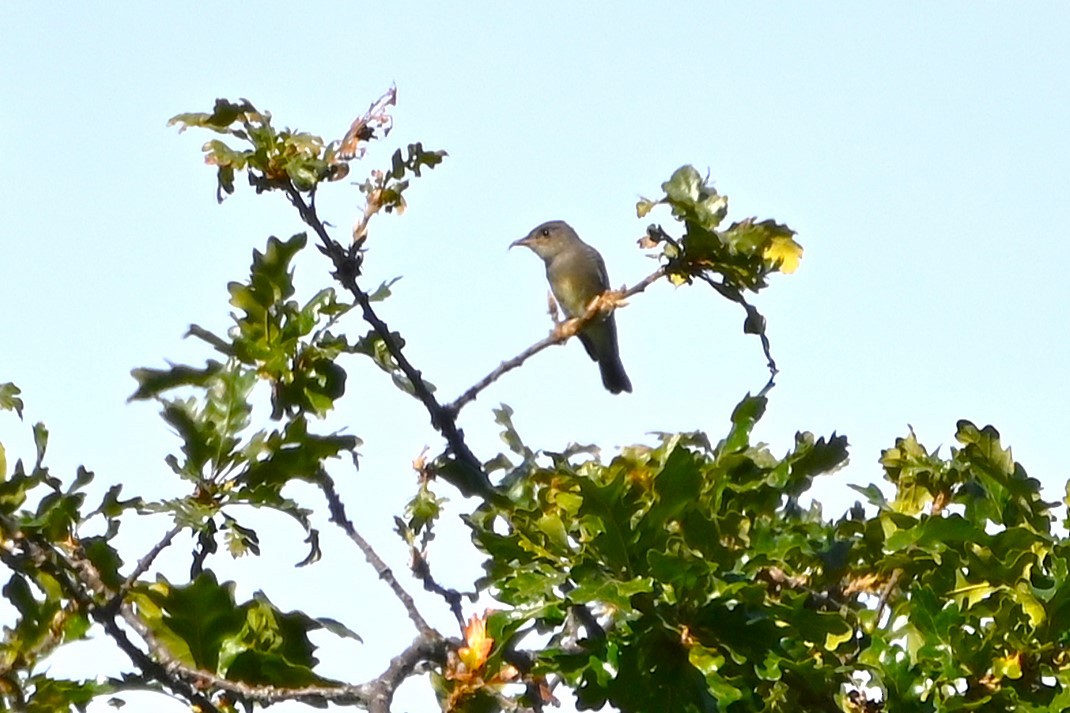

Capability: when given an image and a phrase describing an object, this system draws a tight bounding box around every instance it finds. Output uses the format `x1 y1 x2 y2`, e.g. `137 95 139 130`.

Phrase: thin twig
106 523 182 611
410 548 467 628
875 568 902 625
447 267 666 414
695 272 778 377
317 472 439 639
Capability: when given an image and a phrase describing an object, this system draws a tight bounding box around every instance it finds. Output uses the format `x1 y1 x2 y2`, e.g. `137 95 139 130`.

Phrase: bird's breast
547 265 600 318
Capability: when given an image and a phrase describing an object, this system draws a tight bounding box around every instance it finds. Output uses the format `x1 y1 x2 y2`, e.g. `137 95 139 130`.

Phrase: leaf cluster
463 399 1070 712
169 99 343 200
638 165 803 291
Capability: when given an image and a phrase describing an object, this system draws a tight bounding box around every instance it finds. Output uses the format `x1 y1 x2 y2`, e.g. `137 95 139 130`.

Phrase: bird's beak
509 236 531 250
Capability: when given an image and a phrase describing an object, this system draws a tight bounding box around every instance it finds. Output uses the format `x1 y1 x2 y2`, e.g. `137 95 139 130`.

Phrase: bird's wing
577 331 599 361
585 243 611 290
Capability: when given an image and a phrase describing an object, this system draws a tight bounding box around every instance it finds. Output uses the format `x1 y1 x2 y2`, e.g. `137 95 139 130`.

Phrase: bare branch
107 523 182 611
317 471 440 640
410 548 467 628
447 267 666 414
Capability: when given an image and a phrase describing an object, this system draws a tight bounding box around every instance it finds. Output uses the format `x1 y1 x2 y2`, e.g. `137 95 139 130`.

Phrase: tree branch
3 518 451 712
409 547 467 628
106 523 182 612
695 272 778 378
0 528 222 713
363 634 450 713
447 267 666 414
317 471 440 640
285 185 496 500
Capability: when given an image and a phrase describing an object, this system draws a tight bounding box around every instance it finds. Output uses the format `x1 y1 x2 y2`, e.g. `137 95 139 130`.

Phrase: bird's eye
541 228 550 237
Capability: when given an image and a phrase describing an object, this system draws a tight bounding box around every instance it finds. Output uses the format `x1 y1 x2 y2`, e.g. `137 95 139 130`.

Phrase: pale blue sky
2 3 1068 711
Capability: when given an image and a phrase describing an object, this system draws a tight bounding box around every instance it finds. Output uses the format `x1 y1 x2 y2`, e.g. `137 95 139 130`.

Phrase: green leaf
186 324 235 355
0 463 36 513
239 416 359 492
32 422 48 470
955 420 1014 475
223 515 261 558
168 98 259 133
232 233 307 321
662 165 703 205
0 382 24 419
644 444 702 533
315 616 362 642
405 483 444 536
92 484 143 520
69 465 94 493
847 482 888 509
687 643 744 705
224 650 335 688
5 573 39 621
82 537 125 589
788 432 849 482
23 676 106 712
568 577 654 609
139 572 247 672
367 276 401 302
493 403 531 458
27 491 84 541
721 393 766 453
218 591 343 687
128 361 224 401
160 400 214 480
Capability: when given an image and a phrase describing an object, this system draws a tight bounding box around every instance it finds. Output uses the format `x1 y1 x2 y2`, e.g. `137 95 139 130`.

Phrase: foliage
1 89 1066 713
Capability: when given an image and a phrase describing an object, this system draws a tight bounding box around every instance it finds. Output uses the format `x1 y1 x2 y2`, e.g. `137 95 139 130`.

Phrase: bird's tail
599 353 632 394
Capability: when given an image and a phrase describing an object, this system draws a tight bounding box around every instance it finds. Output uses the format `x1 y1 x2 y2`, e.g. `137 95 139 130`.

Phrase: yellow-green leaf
993 653 1023 680
824 625 854 651
764 235 803 274
951 571 997 609
1015 582 1045 626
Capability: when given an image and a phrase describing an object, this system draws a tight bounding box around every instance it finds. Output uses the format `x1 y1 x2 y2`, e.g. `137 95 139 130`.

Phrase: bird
511 220 632 394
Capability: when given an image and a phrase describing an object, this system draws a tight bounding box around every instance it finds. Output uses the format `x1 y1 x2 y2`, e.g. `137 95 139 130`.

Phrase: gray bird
511 220 632 394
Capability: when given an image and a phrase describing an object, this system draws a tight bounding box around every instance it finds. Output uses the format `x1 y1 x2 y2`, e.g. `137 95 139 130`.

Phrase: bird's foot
553 318 583 341
589 290 628 315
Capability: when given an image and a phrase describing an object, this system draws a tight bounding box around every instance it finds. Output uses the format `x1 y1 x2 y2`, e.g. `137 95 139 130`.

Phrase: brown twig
447 267 666 414
695 272 778 378
410 547 467 628
4 518 449 712
317 471 440 639
875 568 902 625
106 523 182 612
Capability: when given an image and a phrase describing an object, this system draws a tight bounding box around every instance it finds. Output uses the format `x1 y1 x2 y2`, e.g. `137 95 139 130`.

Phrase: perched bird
511 220 632 394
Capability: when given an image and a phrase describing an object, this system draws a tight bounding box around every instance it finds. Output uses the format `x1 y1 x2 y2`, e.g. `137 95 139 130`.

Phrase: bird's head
510 220 577 261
